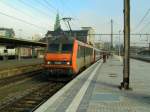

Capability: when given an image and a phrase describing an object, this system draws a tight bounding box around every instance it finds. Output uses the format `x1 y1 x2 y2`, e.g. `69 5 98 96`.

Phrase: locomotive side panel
76 45 85 72
72 40 78 74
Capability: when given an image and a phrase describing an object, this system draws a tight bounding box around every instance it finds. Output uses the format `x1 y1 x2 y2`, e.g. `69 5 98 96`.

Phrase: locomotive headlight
66 62 70 65
47 61 51 64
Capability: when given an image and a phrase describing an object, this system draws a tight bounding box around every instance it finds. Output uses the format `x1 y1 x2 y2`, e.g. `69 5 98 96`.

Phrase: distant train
0 46 16 60
0 28 33 60
43 36 101 76
0 46 34 60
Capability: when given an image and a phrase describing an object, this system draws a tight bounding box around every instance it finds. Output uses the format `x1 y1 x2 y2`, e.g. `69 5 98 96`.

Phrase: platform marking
34 60 101 112
66 61 102 112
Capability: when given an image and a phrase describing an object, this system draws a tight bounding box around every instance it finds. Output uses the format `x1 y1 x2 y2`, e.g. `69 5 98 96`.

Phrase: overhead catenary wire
0 11 49 30
42 0 65 18
34 0 71 30
17 0 65 30
17 0 69 31
0 0 56 28
0 1 34 19
139 20 150 33
0 0 91 37
36 0 65 24
30 0 67 29
18 0 51 18
43 0 58 12
59 0 85 28
35 0 57 15
133 8 150 32
59 0 109 32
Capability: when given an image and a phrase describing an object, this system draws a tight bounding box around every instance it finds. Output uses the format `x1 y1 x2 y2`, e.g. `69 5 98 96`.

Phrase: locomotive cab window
48 44 59 52
62 44 73 52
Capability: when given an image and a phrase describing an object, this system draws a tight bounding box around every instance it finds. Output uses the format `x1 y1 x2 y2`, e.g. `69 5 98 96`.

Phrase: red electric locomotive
43 36 101 76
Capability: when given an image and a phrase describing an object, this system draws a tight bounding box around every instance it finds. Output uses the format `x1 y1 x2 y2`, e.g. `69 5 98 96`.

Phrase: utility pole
111 19 113 50
121 0 130 89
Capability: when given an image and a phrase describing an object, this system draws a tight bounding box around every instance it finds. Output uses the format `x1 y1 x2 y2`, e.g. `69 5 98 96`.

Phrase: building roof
46 30 88 37
0 28 14 32
0 28 15 36
0 37 46 47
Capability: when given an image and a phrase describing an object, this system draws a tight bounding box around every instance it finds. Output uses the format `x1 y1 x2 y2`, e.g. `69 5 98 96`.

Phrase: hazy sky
0 0 150 45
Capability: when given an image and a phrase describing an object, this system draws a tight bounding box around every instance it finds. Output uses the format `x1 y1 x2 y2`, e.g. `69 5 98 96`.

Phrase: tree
54 13 61 31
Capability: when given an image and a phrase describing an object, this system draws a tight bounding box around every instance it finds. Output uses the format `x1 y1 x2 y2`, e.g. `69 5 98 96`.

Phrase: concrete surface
35 57 150 112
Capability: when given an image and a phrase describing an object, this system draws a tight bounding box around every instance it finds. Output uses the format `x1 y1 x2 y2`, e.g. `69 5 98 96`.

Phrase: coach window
86 48 89 56
81 46 84 57
89 48 92 55
78 46 84 58
77 46 81 58
4 49 8 53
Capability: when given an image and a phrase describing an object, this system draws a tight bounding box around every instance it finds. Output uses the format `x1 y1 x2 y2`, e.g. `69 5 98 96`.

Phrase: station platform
0 58 43 70
35 56 150 112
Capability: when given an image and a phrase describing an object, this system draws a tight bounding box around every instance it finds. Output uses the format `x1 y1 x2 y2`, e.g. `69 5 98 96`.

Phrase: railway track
0 82 65 112
131 56 150 63
0 70 43 88
0 66 74 112
0 70 72 112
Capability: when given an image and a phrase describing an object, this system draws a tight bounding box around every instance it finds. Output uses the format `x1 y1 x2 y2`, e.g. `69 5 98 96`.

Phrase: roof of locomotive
48 36 74 44
45 30 88 43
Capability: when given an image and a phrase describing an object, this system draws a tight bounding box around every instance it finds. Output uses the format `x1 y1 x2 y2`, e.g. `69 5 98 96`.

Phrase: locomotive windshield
62 44 73 52
48 44 59 52
48 43 73 53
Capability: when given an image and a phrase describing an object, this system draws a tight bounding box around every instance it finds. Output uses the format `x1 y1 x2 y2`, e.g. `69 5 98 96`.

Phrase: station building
0 28 15 38
0 28 45 60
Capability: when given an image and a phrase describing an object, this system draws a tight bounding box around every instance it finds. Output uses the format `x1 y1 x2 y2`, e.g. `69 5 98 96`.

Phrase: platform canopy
0 37 47 47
